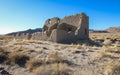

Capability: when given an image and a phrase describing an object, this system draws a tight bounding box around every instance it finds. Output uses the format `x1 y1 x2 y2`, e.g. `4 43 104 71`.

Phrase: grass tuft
30 63 74 75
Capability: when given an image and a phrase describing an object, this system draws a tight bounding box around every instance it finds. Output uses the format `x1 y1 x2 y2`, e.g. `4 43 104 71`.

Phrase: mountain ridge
6 28 42 36
6 26 120 36
106 27 120 33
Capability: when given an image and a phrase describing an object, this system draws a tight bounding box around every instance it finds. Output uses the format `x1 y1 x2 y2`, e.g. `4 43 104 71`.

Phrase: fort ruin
13 13 89 43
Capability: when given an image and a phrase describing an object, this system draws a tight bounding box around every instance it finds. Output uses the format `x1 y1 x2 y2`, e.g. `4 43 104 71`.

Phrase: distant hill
0 34 4 36
106 27 120 33
7 28 42 36
6 26 120 36
89 29 108 33
89 27 120 33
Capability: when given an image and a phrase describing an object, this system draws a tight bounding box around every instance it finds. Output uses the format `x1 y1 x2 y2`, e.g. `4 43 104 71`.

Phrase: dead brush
97 51 116 61
103 39 112 46
102 46 120 53
13 40 29 45
101 46 114 52
12 46 23 52
0 36 13 42
25 57 45 71
0 46 9 63
7 52 29 67
69 44 82 53
95 46 120 62
24 40 36 43
12 46 30 54
103 62 120 75
74 70 94 75
59 45 67 50
70 44 82 49
114 41 120 47
30 63 74 75
45 50 65 64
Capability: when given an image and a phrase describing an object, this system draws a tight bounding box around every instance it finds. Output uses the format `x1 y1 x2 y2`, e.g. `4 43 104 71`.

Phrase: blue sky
0 0 120 34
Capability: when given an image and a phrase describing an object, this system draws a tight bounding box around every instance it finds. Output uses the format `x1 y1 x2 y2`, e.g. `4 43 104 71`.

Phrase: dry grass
12 46 23 52
90 33 120 40
94 46 120 61
89 33 120 75
100 62 120 75
30 63 74 75
0 33 120 75
58 45 68 50
0 36 13 40
90 33 120 46
70 44 82 49
0 46 5 52
115 41 120 47
0 36 13 43
26 57 45 71
45 50 65 64
0 46 9 63
13 41 29 45
103 39 112 46
74 70 94 75
7 52 29 67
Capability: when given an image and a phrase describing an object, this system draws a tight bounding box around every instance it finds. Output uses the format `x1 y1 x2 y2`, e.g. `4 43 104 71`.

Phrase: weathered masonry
39 13 89 43
13 13 89 43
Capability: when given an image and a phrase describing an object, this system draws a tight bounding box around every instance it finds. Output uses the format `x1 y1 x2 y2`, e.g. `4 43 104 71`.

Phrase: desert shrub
90 39 103 46
111 65 120 75
70 44 81 49
0 46 5 52
59 45 67 50
8 53 29 67
114 41 120 47
0 54 7 64
104 62 120 75
74 70 94 75
0 36 13 41
26 50 72 71
30 63 74 75
45 50 65 64
0 47 9 63
103 39 112 46
26 57 44 71
12 46 23 52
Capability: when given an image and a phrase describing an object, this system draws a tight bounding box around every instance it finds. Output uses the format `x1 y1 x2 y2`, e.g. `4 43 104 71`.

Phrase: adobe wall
31 32 42 40
60 14 82 27
76 13 89 39
41 13 89 43
12 13 89 43
13 33 32 40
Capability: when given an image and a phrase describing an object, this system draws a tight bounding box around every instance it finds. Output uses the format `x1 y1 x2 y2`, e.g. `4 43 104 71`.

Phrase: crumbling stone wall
41 13 89 43
12 13 89 43
31 32 42 40
13 33 32 40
